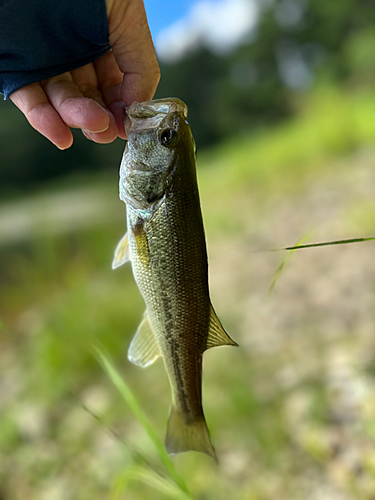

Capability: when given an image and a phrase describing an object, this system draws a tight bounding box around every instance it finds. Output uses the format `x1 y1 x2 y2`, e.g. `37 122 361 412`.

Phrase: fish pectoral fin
112 232 130 269
127 312 160 368
165 406 217 461
205 305 238 350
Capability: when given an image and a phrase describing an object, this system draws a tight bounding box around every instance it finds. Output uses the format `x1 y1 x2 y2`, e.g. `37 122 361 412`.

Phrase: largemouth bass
113 98 237 460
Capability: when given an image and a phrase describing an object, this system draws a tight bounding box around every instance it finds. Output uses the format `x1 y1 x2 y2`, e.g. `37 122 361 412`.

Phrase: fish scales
130 159 209 421
113 98 237 460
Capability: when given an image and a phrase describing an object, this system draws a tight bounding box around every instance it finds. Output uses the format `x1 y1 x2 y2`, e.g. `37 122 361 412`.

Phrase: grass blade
94 347 192 498
273 236 375 251
269 233 312 293
70 392 160 472
112 466 192 500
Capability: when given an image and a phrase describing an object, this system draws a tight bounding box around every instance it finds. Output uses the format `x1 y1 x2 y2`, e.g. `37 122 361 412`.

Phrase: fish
112 98 237 460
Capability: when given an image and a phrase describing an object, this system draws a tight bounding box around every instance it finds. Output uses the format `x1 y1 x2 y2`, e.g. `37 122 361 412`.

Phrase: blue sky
144 1 204 40
143 0 258 62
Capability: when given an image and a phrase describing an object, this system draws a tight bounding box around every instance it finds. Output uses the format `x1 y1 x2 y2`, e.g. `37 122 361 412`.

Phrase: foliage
155 0 375 148
0 1 374 193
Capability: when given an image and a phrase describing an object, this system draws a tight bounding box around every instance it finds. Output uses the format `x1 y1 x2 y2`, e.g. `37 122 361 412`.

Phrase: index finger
10 82 73 149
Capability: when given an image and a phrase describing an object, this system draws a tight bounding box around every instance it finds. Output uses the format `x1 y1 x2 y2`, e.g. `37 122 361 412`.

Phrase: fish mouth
125 98 188 135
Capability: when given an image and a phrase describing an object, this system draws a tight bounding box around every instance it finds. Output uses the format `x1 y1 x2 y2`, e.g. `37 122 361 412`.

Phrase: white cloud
155 0 259 63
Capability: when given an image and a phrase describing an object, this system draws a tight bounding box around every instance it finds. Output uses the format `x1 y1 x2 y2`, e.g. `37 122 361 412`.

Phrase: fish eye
159 128 178 147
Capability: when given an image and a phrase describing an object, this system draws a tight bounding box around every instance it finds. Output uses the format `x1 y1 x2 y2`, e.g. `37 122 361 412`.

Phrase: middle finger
71 63 119 142
41 72 110 133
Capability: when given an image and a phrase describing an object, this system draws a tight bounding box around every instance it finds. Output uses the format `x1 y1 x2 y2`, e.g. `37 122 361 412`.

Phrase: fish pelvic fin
128 311 160 368
112 232 130 269
205 305 238 350
165 407 217 462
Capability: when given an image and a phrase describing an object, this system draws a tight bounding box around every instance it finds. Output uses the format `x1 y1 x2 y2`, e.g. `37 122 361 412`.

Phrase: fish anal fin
127 312 160 368
112 232 130 269
205 305 238 350
165 407 217 462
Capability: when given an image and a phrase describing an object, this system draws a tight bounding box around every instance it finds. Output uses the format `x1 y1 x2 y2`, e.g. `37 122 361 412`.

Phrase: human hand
9 0 160 149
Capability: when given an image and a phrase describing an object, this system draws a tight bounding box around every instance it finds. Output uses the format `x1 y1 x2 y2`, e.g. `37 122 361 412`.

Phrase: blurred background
1 0 375 498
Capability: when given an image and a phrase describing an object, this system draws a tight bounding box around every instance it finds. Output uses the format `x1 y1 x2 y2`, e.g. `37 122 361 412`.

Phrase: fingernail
86 124 109 133
82 129 93 140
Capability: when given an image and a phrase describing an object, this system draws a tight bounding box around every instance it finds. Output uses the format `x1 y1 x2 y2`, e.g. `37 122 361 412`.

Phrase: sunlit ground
1 86 375 499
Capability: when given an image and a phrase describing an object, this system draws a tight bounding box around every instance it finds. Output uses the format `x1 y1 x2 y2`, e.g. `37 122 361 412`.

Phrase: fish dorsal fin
205 305 238 350
112 232 130 269
128 312 160 368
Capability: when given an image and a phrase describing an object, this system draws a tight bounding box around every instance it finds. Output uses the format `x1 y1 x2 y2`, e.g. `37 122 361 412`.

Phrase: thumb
107 0 160 105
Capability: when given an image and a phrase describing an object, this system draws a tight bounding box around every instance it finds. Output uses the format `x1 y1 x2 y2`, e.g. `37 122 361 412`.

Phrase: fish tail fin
165 406 217 461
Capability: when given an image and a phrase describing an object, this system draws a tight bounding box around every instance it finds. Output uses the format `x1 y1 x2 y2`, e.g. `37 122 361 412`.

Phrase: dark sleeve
0 0 111 98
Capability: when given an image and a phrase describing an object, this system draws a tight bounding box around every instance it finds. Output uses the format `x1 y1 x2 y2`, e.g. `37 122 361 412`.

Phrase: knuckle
78 83 100 97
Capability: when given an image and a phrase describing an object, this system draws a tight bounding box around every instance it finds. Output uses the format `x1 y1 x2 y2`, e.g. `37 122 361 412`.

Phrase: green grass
200 85 375 191
95 348 193 499
193 85 375 240
269 233 313 293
